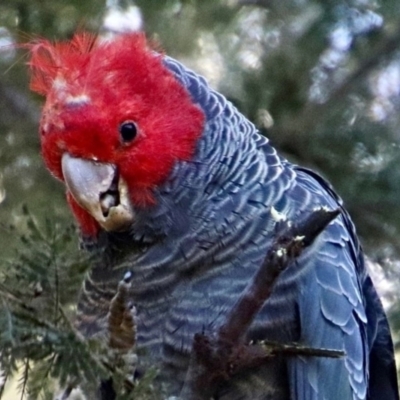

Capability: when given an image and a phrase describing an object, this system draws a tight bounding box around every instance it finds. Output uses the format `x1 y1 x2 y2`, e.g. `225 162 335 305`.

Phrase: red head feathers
27 32 205 236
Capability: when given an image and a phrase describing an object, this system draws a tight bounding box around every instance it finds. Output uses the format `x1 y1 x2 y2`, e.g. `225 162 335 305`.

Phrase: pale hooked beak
61 153 134 232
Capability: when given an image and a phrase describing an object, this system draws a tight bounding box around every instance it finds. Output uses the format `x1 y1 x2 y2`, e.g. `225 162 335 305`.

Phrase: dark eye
119 121 138 143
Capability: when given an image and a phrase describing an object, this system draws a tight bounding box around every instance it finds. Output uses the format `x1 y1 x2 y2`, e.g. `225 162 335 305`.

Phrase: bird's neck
87 56 292 302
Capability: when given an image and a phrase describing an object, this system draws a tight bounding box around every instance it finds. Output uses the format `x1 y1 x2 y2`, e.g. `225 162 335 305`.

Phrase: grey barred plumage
48 42 397 399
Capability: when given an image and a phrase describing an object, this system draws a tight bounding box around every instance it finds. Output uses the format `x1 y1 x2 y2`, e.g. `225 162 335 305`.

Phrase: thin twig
218 207 340 345
258 340 345 358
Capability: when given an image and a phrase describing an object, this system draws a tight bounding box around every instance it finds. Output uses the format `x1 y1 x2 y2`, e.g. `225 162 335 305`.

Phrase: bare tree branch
181 208 341 400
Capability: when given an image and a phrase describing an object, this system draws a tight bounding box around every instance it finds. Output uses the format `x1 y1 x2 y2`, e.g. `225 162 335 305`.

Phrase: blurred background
1 0 400 394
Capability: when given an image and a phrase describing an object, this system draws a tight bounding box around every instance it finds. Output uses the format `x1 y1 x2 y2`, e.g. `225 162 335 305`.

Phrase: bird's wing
287 167 396 400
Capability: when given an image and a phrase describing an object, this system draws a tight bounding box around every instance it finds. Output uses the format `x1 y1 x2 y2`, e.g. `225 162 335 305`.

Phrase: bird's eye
119 121 138 143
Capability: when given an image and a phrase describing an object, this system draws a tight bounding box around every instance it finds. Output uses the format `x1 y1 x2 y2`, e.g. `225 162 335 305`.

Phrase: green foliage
0 208 160 399
0 207 94 398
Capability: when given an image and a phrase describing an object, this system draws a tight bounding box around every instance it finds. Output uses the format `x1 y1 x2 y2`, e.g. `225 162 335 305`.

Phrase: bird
26 32 398 399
